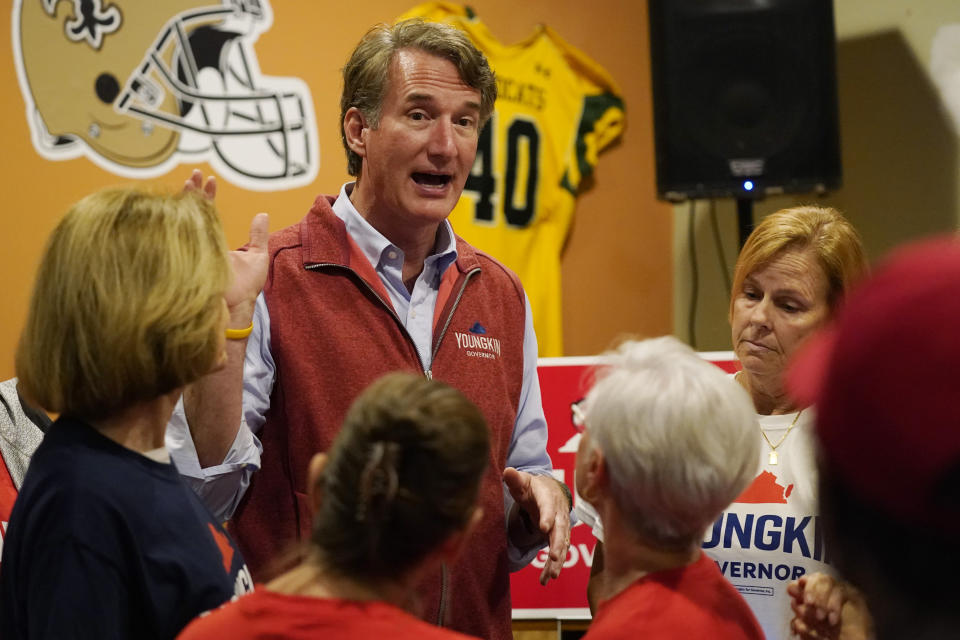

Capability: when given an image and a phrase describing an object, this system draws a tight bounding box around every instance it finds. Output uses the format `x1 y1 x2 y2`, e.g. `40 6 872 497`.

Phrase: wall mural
13 0 318 191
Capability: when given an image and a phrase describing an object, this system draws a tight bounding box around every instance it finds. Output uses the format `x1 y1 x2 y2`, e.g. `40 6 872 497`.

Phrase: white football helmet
13 0 318 190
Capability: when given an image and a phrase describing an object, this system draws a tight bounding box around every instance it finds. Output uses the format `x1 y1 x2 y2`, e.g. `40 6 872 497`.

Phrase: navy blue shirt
0 417 252 639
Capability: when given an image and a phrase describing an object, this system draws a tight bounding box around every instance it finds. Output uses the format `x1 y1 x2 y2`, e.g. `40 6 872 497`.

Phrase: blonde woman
580 206 868 639
1 186 266 639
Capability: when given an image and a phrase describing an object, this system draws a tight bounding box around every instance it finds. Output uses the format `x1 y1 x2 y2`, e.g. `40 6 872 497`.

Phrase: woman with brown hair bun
178 372 491 640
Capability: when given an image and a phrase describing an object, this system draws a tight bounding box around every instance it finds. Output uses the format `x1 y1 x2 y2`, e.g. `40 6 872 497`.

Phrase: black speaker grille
649 0 841 200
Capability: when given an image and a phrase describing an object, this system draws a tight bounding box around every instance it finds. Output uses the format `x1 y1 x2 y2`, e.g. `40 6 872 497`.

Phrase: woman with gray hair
576 336 763 638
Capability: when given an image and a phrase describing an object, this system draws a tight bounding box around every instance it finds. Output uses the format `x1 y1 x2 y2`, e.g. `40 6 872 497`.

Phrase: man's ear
578 448 608 506
307 452 328 513
343 107 369 159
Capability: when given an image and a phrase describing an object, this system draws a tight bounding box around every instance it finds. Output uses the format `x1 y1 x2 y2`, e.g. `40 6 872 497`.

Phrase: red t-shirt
0 457 18 551
585 552 765 639
177 588 481 640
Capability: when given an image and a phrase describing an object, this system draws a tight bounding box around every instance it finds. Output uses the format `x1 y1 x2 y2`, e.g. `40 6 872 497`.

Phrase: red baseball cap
788 235 960 533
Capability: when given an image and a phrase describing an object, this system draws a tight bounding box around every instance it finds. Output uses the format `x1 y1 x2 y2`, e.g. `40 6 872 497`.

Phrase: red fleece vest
231 195 526 640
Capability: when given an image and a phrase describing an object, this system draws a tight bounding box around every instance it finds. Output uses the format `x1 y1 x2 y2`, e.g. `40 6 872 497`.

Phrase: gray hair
584 336 760 549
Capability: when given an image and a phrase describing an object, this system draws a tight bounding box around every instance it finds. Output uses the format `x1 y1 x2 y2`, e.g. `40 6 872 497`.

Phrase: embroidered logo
455 329 501 360
468 321 487 334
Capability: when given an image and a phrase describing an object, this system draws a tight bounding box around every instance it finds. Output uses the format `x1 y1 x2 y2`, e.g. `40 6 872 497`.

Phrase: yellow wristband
225 322 254 340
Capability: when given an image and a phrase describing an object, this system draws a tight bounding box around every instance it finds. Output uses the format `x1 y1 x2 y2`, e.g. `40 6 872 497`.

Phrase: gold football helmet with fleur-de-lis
14 0 318 190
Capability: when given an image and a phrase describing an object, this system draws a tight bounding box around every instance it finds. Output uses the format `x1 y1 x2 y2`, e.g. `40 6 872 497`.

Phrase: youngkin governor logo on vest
455 322 502 360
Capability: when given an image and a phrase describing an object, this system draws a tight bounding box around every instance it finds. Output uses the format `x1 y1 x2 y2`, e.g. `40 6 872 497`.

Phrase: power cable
687 200 698 349
709 199 732 296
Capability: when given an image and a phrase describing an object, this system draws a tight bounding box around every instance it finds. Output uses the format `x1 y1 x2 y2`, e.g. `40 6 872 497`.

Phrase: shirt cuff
166 398 262 522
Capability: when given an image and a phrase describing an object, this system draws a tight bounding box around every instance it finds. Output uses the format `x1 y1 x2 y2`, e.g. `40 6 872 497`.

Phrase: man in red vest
170 19 572 640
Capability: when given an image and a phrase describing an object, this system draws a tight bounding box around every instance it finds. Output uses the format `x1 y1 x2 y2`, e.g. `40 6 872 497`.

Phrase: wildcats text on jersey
497 76 546 111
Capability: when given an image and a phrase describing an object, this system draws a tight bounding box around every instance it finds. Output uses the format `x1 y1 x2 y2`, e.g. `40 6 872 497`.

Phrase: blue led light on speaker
743 180 754 191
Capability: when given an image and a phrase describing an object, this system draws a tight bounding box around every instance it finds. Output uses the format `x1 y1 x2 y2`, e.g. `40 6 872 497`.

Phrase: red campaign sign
510 353 740 619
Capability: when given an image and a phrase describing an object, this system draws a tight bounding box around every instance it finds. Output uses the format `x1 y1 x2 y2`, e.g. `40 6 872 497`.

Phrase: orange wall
0 0 670 380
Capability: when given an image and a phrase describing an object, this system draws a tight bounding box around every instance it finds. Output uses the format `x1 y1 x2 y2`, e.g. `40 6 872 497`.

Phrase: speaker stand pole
736 198 754 248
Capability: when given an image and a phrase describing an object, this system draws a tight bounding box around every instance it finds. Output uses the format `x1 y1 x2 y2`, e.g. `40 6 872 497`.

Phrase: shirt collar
331 182 458 274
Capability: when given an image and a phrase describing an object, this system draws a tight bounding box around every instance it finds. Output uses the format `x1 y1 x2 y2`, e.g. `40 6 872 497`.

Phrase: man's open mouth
412 172 452 187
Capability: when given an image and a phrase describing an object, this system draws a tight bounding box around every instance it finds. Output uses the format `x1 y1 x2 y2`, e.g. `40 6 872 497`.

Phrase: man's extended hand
184 168 217 199
184 169 268 315
503 467 572 585
225 213 269 315
181 169 269 469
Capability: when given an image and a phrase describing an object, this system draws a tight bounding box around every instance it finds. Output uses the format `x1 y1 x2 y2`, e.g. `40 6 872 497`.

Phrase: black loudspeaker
648 0 841 201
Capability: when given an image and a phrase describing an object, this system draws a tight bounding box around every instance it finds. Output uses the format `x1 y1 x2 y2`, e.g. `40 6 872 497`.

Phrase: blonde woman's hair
16 187 230 420
730 205 869 319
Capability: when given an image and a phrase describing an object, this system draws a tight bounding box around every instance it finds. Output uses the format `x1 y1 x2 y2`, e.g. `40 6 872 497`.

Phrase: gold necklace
759 410 803 465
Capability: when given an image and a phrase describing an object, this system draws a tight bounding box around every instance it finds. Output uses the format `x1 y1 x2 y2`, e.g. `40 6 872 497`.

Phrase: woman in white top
580 206 868 640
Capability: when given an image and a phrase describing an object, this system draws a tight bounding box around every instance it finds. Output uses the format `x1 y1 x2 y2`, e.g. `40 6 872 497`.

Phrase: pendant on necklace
769 450 779 465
